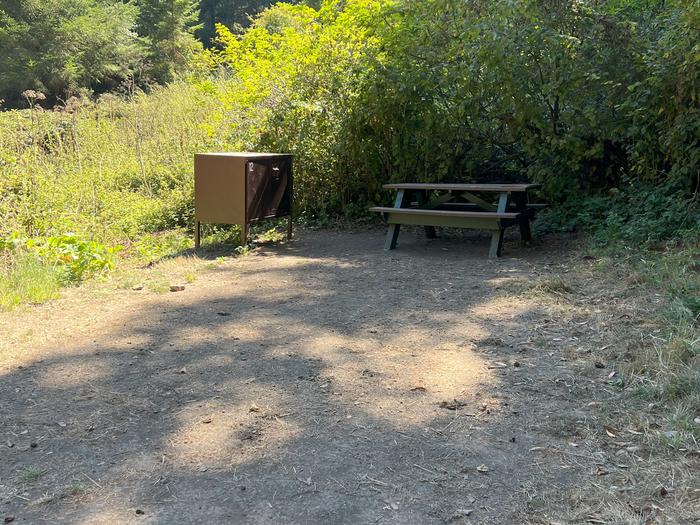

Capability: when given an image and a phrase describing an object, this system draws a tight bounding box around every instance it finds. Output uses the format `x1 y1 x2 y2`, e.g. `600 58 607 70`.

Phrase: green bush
202 0 698 218
2 232 119 285
28 234 121 282
536 183 699 246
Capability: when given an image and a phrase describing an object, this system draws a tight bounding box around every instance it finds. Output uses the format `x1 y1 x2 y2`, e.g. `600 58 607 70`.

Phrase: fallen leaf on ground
603 425 619 438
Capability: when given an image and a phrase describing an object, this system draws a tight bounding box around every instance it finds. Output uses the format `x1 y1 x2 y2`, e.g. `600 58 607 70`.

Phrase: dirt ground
0 228 695 524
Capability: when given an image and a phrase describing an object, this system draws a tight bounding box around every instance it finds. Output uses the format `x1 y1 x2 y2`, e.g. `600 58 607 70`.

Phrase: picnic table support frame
384 189 407 250
512 192 532 243
488 192 508 258
417 191 437 239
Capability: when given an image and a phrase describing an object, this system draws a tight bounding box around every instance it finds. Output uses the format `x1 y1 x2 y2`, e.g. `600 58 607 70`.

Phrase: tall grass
0 255 62 308
0 83 231 245
0 85 232 309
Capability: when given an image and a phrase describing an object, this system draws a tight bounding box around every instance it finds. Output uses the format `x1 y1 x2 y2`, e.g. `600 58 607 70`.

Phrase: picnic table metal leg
385 224 401 250
512 192 532 243
488 192 509 258
489 229 504 258
417 190 437 239
519 217 532 243
384 189 406 250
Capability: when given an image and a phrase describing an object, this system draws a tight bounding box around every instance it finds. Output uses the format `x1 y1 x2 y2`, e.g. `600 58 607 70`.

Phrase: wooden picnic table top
383 183 539 192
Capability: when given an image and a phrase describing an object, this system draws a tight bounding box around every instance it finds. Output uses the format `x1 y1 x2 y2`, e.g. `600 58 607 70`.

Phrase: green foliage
2 233 120 283
28 234 121 282
0 0 144 106
202 0 698 218
137 0 203 83
132 229 192 262
0 230 120 308
0 0 204 106
0 82 216 243
623 3 700 190
537 184 700 246
198 0 276 45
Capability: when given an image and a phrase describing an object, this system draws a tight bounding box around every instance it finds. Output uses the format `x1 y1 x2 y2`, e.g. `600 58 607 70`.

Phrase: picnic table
369 183 544 258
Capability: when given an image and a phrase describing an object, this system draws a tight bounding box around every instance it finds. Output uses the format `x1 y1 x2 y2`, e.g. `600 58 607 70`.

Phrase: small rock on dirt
169 285 185 292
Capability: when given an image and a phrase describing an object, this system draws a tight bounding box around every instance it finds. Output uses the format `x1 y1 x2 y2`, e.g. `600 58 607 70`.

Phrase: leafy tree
136 0 203 83
197 1 322 47
0 0 143 106
198 1 275 46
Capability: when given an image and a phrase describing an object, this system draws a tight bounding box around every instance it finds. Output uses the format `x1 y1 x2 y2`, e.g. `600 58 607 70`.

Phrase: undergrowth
0 232 120 309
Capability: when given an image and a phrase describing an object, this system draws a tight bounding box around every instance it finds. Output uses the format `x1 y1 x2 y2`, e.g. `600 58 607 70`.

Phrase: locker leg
241 223 248 247
194 221 201 250
287 216 293 241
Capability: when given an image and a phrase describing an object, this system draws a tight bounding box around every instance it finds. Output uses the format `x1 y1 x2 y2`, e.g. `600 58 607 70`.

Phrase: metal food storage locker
194 152 293 249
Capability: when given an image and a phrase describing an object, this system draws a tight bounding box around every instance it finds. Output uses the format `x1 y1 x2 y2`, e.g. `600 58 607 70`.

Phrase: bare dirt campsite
1 229 697 524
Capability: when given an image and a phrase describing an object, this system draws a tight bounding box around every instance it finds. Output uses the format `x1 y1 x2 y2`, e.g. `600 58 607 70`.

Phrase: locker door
246 157 291 221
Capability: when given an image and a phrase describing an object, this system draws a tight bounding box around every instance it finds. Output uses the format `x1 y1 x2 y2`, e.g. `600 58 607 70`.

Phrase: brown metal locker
194 152 293 248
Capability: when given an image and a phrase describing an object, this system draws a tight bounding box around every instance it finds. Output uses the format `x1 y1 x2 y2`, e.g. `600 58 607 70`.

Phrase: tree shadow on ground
1 230 597 524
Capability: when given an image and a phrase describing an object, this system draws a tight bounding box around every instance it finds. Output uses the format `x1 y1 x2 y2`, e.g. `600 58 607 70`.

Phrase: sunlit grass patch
19 467 47 483
0 255 62 309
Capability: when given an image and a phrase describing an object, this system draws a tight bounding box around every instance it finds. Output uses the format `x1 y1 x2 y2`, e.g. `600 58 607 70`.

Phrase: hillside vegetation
0 0 698 300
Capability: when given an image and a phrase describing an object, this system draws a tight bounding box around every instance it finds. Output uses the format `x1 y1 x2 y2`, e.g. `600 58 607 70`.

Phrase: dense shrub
536 183 700 246
204 0 698 214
